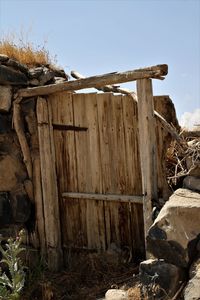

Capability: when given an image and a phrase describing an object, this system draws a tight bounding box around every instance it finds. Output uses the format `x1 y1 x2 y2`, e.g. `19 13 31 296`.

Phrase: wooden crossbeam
62 192 143 204
16 64 168 98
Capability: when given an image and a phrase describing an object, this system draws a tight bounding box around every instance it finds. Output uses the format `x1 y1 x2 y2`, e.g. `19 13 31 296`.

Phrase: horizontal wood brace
62 192 143 204
16 64 168 98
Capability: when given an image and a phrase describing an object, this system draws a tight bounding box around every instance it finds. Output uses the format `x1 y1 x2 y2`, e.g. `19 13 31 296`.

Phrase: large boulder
147 189 200 268
184 257 200 300
139 259 186 299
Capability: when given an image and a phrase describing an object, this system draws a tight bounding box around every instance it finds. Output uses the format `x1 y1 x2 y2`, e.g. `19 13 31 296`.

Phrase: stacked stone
0 53 69 112
0 53 69 238
141 186 200 299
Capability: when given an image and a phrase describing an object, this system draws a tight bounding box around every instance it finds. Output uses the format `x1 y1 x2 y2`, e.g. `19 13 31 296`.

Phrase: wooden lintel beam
62 192 143 204
17 64 168 98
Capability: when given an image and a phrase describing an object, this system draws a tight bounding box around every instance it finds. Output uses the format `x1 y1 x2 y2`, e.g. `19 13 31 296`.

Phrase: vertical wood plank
73 93 105 249
136 79 158 253
37 96 63 271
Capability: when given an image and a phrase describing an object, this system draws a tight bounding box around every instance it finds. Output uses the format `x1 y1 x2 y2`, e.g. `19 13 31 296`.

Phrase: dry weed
0 32 56 67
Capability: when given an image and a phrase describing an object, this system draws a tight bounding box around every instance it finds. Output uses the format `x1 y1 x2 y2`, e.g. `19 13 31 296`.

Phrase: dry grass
21 251 140 300
0 34 56 67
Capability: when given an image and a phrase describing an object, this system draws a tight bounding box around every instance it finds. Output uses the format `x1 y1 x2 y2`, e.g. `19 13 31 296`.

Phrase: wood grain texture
18 64 168 98
137 79 157 253
47 91 158 258
37 96 63 271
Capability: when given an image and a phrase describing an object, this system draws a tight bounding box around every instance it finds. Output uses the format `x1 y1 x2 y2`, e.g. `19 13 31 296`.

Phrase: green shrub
0 230 27 300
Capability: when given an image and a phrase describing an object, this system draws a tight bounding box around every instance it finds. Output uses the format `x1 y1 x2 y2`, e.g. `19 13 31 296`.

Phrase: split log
37 96 63 271
137 78 157 256
0 85 12 112
23 103 46 256
13 102 33 179
16 64 168 98
71 70 135 95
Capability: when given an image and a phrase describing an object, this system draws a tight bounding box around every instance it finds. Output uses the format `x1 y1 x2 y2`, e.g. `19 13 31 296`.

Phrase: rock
140 259 186 300
38 67 55 85
29 66 55 85
0 154 27 191
0 114 11 133
147 189 200 268
184 257 200 300
28 67 44 79
105 289 128 300
10 185 31 223
0 192 11 226
0 64 28 85
0 54 9 62
52 67 69 79
54 76 67 84
183 176 200 192
4 58 29 75
28 78 40 86
0 85 12 112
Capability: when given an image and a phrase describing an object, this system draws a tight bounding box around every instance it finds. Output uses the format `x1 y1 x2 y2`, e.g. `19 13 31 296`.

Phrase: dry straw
0 32 56 67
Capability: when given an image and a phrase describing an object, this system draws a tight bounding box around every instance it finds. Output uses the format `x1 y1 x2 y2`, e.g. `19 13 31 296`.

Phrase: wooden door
48 91 145 259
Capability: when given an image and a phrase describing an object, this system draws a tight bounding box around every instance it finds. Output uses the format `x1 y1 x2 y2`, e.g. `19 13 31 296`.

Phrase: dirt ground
21 251 141 300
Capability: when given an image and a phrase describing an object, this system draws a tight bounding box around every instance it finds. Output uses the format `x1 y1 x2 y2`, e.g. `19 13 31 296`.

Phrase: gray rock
28 67 44 79
140 259 186 300
52 68 69 79
54 76 67 84
183 176 200 192
38 67 55 85
0 54 9 62
105 289 127 300
0 64 28 85
147 189 200 268
184 257 200 300
4 58 29 75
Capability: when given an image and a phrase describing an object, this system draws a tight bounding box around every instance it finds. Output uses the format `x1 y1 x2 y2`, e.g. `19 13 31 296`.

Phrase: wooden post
137 78 158 256
37 97 63 271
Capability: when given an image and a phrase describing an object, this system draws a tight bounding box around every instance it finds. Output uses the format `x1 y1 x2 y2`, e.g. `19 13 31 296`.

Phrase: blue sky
0 0 200 123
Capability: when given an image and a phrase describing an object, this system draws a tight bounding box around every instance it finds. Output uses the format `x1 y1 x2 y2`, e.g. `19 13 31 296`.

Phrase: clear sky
0 0 200 124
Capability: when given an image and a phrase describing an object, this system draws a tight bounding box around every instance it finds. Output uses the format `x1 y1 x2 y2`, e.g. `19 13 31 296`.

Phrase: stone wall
0 54 69 243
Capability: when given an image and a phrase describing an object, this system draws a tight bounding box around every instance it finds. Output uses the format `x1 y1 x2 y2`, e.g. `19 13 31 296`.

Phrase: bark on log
13 103 33 179
17 64 168 98
71 70 135 95
24 103 46 256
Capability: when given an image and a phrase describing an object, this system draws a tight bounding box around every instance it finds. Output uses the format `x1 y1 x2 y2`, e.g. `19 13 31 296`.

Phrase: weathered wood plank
73 93 106 249
137 79 158 254
17 64 168 98
37 97 63 271
62 192 143 204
